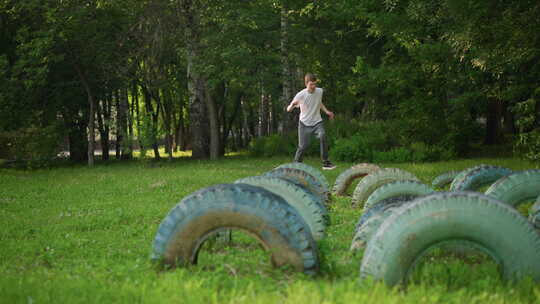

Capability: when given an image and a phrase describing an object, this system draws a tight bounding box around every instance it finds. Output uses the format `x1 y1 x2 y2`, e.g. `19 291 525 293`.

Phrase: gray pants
294 121 329 163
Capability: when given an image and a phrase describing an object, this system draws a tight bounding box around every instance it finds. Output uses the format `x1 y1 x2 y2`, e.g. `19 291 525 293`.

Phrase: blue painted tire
360 192 540 286
152 184 319 275
235 176 328 240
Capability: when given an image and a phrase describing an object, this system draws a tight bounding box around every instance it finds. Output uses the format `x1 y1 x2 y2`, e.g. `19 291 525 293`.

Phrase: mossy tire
152 184 319 275
265 167 328 203
235 176 328 240
364 180 434 211
432 171 459 189
451 165 513 191
277 162 330 195
360 192 540 286
332 163 381 196
485 169 540 207
351 168 419 207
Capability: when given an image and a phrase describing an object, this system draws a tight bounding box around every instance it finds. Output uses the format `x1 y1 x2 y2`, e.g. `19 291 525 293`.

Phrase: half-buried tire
360 192 540 286
530 196 540 230
235 176 328 240
265 167 328 203
152 183 319 275
354 195 415 235
332 163 380 196
351 168 419 207
431 171 459 189
364 180 434 211
485 169 540 207
277 162 330 196
451 165 513 191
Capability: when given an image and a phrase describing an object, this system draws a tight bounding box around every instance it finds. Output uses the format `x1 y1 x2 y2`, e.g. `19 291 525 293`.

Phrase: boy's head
304 73 317 92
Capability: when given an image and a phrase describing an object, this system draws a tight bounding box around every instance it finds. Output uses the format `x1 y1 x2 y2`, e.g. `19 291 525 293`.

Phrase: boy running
287 73 337 170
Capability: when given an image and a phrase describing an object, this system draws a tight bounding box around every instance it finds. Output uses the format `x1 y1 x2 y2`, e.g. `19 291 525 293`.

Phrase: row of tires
339 164 540 285
151 162 331 276
150 162 540 286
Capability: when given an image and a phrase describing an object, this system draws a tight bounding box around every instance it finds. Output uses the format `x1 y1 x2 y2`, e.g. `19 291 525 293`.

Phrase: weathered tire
351 168 419 207
265 167 327 202
364 180 434 211
332 163 381 196
530 196 540 229
449 165 493 191
431 171 459 189
235 176 328 240
351 206 402 252
277 162 330 196
354 196 415 235
152 184 319 275
485 169 540 207
448 167 478 191
451 165 513 191
360 192 540 286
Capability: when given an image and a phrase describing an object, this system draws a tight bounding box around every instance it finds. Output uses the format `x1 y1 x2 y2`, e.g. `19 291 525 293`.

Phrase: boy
287 73 337 170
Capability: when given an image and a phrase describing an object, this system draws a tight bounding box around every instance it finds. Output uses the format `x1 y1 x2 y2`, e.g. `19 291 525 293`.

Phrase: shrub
249 134 298 157
0 124 63 166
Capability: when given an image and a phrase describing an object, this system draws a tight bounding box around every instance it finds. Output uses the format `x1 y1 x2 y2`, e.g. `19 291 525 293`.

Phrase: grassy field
1 155 539 303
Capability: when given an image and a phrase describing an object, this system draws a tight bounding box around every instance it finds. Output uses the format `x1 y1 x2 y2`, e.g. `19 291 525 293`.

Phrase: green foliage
0 124 62 163
514 96 540 162
248 134 297 157
330 120 457 163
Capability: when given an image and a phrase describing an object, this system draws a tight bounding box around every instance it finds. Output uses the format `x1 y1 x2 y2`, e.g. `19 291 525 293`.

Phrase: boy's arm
321 103 335 120
287 99 299 112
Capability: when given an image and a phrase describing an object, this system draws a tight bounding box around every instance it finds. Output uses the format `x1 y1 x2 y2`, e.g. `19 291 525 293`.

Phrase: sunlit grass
0 156 538 303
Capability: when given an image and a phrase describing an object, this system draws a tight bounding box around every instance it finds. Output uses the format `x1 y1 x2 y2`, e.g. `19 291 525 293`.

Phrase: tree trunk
133 82 143 153
280 5 295 134
67 119 88 162
73 63 95 166
259 82 269 137
502 101 516 135
485 98 502 145
96 97 110 161
120 88 132 160
205 83 221 159
115 96 121 160
182 0 210 159
222 92 242 152
161 89 174 160
240 96 252 146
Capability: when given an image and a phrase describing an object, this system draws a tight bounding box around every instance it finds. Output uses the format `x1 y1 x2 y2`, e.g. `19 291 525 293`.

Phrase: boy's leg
314 122 329 162
294 122 312 162
314 122 336 170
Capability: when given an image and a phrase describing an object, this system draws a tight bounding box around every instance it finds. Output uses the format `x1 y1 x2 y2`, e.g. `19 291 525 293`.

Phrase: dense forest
1 0 539 166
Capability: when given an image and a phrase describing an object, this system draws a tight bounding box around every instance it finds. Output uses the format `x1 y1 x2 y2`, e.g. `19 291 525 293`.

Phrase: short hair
304 73 317 84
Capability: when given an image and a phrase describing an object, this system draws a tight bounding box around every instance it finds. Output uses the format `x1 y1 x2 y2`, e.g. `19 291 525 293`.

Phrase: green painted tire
364 180 434 211
332 163 381 196
449 164 490 191
354 196 414 235
277 162 330 196
431 171 459 189
351 204 404 252
235 176 328 240
485 169 540 207
265 167 328 203
152 184 319 275
451 165 513 191
530 196 540 229
351 168 419 207
360 192 540 286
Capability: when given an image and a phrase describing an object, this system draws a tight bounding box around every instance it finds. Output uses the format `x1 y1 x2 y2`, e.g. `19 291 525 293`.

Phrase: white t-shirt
293 87 324 126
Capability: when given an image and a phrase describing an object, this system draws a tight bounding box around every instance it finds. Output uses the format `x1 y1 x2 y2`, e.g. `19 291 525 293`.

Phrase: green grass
1 156 539 303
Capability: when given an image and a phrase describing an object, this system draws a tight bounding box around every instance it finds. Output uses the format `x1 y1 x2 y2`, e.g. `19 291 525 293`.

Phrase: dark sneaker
322 161 337 170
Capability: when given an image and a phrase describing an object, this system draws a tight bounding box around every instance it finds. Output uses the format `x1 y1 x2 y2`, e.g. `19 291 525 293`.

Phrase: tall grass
0 156 539 303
